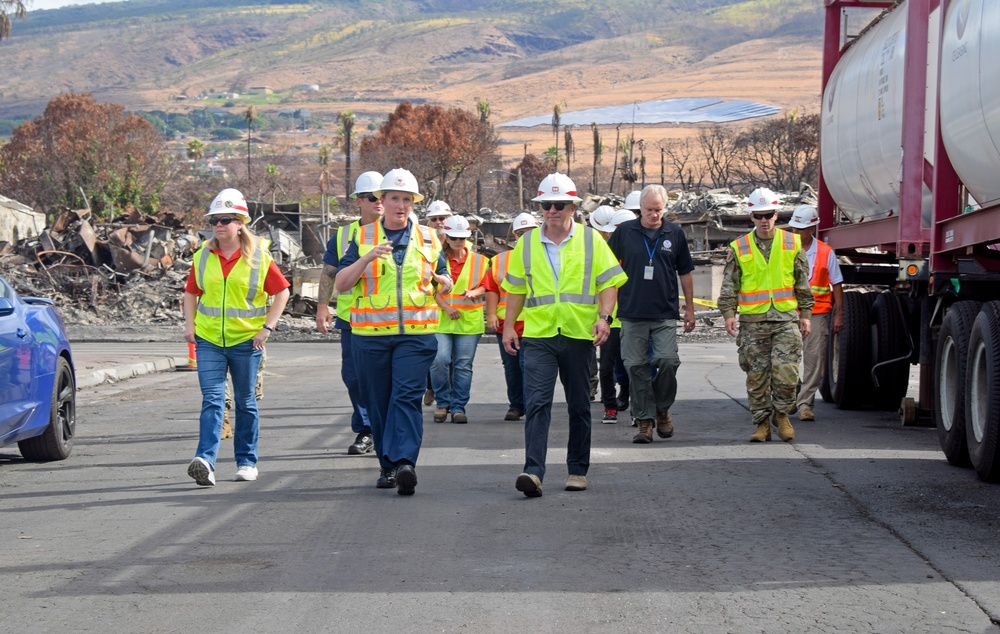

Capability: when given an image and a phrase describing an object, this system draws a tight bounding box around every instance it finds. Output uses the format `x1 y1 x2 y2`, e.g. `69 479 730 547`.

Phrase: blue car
0 274 76 461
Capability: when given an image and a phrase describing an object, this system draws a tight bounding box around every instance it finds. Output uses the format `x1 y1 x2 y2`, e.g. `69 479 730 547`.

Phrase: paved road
2 341 1000 633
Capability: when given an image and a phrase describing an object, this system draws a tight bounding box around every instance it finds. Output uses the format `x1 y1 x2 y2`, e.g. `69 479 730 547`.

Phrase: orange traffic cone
176 341 198 372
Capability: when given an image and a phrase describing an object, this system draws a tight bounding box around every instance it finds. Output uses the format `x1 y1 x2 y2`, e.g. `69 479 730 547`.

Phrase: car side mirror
0 297 14 317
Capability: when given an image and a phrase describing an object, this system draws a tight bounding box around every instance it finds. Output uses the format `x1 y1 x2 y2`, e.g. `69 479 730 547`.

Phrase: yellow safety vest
731 229 800 314
192 244 272 347
333 220 361 321
502 224 627 340
438 250 489 335
490 250 513 320
350 220 441 336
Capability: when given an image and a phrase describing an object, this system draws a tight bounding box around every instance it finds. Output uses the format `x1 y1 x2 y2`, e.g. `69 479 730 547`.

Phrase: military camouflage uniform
717 232 814 426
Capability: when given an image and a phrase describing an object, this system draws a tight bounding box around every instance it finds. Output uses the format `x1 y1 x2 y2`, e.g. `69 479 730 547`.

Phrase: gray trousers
620 319 681 420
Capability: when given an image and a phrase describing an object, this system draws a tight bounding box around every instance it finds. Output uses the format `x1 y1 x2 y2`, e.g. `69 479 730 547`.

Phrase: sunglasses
428 216 447 222
359 194 379 203
751 212 776 220
446 235 466 241
208 216 237 226
540 202 568 211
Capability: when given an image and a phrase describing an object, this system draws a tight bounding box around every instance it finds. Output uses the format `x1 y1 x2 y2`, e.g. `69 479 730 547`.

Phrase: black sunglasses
208 216 237 226
446 235 466 241
540 202 568 211
359 194 379 202
751 212 776 220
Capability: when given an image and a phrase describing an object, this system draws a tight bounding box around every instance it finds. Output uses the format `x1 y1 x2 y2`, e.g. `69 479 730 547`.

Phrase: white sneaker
187 457 215 486
234 465 258 482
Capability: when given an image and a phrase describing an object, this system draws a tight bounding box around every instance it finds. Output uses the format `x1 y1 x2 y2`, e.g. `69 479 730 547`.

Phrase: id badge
643 265 654 280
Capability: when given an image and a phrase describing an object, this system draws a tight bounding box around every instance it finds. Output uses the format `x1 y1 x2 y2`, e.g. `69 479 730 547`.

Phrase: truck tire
965 301 1000 482
828 291 873 410
934 301 980 467
870 292 911 410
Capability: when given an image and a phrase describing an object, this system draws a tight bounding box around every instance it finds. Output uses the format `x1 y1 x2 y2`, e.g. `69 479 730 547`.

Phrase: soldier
717 187 814 443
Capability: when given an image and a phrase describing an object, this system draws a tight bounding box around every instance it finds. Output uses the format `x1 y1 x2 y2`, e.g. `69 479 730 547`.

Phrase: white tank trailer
819 0 1000 482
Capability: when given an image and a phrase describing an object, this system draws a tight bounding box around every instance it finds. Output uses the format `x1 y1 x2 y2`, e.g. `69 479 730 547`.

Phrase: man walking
502 173 626 497
787 205 843 421
316 171 383 455
718 187 814 443
608 184 696 443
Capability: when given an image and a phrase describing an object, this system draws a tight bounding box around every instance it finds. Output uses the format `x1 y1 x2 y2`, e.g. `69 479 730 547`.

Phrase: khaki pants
796 312 829 411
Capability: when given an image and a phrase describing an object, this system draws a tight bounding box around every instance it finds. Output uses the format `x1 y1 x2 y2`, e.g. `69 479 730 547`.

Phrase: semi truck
819 0 1000 482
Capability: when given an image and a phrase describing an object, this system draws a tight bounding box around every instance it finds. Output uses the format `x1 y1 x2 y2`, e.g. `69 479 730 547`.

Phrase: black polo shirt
607 218 694 320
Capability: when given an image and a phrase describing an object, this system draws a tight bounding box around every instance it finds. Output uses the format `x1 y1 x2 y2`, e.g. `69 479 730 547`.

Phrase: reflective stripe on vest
438 251 488 335
809 239 834 315
334 220 362 321
491 250 512 320
192 245 270 346
350 220 440 335
731 229 799 314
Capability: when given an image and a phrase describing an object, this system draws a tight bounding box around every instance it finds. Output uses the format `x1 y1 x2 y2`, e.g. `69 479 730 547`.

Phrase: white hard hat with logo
745 187 781 212
610 209 638 229
788 205 820 228
588 205 617 231
207 188 250 219
426 200 453 218
624 190 642 211
511 212 538 232
532 173 583 203
351 171 384 198
375 168 424 203
442 215 472 238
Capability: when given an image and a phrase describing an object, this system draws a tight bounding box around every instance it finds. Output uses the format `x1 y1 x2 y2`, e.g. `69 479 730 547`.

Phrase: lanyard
642 234 660 266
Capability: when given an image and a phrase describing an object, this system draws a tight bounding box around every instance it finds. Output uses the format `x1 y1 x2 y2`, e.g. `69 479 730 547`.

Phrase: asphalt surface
3 338 1000 633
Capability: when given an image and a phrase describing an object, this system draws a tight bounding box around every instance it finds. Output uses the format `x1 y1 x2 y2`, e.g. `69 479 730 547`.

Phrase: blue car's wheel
18 356 76 461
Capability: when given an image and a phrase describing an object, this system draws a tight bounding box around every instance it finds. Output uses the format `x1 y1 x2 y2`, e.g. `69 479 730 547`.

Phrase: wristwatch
599 314 613 325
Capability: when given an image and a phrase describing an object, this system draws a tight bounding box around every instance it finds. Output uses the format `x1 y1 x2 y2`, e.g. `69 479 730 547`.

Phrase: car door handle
16 328 27 339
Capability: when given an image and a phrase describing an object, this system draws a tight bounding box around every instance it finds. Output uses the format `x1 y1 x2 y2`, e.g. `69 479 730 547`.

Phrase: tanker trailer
820 0 1000 482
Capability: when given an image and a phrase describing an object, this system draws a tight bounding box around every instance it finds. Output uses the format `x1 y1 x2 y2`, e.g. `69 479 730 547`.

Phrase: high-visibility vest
192 244 272 346
438 250 489 335
809 240 834 315
503 224 627 340
490 250 513 320
333 220 361 321
350 220 441 336
731 229 800 315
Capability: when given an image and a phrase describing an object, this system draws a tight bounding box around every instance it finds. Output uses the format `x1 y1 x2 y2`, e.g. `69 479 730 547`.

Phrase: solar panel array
499 98 781 128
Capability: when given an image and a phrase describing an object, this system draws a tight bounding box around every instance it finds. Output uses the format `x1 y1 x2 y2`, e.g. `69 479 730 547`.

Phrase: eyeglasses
428 216 447 222
360 194 379 203
540 202 568 211
446 235 466 241
751 212 776 220
208 216 236 226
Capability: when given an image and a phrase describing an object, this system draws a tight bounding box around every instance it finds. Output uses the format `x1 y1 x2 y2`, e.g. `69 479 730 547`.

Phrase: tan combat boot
632 419 654 444
774 412 795 442
749 420 771 442
221 409 233 440
655 411 674 438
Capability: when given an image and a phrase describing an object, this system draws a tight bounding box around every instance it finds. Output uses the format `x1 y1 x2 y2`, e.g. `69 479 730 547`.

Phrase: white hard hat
609 209 637 229
511 212 538 232
375 168 424 203
532 172 583 203
426 200 453 218
442 214 471 238
207 188 250 219
788 205 820 228
588 205 617 231
351 171 384 198
624 190 642 211
745 187 781 212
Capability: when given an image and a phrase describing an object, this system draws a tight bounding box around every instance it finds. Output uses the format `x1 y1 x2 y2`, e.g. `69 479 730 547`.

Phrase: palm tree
0 1 27 41
339 111 355 199
477 99 490 123
186 139 205 163
244 105 257 186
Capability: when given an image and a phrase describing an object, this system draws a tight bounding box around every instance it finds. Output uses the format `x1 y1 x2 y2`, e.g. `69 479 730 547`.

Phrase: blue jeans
195 337 263 469
521 336 593 481
430 333 480 414
352 334 437 471
338 326 371 433
497 336 526 412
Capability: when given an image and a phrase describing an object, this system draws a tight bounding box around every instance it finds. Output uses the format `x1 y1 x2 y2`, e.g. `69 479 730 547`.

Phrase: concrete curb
76 357 189 389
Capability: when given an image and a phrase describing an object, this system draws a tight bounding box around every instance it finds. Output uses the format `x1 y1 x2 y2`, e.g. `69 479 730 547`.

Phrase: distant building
294 84 320 92
0 194 45 244
210 92 239 100
204 164 227 178
247 86 273 95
